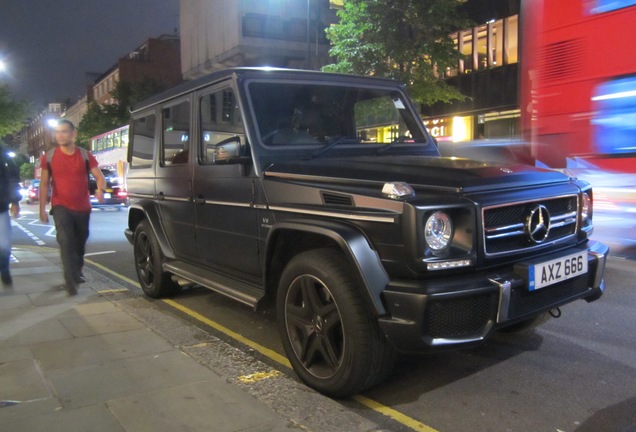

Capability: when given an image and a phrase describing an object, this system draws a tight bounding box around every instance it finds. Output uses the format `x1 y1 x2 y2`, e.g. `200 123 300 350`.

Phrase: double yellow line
87 258 440 432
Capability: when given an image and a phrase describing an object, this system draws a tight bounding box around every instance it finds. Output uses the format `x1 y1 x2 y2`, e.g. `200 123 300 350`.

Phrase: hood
263 156 569 193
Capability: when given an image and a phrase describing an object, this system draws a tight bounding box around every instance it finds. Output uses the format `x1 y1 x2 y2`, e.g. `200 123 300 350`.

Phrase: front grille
483 195 578 255
424 293 496 339
508 274 590 320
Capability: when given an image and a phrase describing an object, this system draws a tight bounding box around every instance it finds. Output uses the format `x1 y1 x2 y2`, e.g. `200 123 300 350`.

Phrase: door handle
156 192 165 201
193 196 205 205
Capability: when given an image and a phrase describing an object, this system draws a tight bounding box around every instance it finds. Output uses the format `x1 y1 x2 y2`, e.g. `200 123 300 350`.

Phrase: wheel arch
127 201 176 260
264 219 389 316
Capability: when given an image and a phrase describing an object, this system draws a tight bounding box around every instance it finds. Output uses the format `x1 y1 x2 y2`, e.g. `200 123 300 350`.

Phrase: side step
163 260 263 309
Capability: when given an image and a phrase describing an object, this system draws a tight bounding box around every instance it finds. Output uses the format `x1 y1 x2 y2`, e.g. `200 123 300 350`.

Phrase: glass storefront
445 16 518 77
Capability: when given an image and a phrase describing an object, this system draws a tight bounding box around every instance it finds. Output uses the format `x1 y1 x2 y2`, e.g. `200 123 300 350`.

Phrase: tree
19 162 34 181
323 0 469 105
0 85 28 136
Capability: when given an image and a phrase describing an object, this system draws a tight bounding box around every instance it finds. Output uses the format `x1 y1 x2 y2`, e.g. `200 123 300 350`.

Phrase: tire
499 312 551 333
133 220 181 298
277 249 396 397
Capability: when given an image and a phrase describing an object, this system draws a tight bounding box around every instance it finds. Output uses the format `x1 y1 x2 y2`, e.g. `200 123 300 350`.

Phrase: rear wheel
133 220 181 298
277 249 395 397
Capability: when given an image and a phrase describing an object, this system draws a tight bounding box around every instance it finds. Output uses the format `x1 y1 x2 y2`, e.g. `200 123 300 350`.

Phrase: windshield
248 81 431 153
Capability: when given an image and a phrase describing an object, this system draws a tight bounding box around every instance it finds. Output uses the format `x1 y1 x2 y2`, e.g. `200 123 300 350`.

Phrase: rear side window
162 101 191 165
130 114 156 168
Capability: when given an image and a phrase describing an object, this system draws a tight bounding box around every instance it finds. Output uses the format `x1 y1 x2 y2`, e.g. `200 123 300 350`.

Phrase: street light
0 59 6 73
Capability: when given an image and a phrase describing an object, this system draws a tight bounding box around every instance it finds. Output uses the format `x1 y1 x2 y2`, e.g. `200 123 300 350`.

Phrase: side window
200 88 245 165
162 101 191 165
130 114 156 168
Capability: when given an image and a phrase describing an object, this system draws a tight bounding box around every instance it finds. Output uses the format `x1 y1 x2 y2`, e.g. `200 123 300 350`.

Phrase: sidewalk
0 247 382 432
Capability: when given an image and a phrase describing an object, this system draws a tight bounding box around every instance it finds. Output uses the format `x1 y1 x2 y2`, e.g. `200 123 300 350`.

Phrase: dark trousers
51 206 90 288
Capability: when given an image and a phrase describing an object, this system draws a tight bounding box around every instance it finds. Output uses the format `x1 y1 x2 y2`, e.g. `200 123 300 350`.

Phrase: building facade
180 0 340 79
62 95 89 130
423 0 521 143
92 35 183 105
25 103 63 161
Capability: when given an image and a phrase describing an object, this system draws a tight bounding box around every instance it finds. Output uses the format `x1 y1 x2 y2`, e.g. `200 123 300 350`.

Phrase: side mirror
212 136 251 165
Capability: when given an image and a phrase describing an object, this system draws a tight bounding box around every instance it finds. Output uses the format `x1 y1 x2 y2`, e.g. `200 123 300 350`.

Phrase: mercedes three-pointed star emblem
526 205 551 243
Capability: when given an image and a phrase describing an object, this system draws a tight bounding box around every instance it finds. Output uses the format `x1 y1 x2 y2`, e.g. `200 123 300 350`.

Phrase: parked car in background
23 179 41 204
89 168 128 210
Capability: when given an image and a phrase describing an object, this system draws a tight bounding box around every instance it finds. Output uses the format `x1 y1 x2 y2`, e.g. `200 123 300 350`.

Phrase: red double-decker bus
521 0 636 173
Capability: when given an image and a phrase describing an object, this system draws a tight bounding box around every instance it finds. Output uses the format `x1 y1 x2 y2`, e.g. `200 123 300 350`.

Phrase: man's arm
39 169 50 223
90 166 107 203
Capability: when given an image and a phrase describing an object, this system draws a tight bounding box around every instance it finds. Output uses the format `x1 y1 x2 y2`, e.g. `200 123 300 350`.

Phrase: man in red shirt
39 120 106 296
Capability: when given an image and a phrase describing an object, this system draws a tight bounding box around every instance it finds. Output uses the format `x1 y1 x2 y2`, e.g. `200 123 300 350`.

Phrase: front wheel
133 220 181 298
277 249 395 397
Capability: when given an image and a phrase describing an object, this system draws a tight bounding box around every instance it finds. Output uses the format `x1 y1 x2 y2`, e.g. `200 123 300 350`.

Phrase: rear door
154 97 197 259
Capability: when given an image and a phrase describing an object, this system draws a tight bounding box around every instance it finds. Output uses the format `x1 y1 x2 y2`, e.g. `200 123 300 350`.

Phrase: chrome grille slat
482 195 579 256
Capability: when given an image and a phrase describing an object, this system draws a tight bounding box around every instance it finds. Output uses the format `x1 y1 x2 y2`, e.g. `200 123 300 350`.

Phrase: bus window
591 76 636 154
586 0 636 14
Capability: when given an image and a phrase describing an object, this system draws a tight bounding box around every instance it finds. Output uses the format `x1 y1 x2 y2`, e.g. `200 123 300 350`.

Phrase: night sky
0 0 180 107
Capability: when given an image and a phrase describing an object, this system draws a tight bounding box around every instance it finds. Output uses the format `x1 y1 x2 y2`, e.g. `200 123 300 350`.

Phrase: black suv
125 68 608 397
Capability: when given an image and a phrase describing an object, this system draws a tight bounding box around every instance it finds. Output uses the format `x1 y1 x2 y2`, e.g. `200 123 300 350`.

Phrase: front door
192 84 260 280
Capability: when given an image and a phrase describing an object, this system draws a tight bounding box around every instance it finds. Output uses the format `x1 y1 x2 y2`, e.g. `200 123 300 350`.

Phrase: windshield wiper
377 136 421 155
311 136 360 158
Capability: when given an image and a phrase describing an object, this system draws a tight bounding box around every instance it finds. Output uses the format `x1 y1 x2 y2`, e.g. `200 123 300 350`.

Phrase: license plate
528 251 588 291
104 193 111 199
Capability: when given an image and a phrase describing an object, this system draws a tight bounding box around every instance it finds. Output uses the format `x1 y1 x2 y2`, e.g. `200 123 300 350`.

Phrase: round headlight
425 211 453 252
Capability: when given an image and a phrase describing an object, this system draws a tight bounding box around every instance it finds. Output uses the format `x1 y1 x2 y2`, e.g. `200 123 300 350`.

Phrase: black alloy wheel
277 248 395 397
133 220 180 298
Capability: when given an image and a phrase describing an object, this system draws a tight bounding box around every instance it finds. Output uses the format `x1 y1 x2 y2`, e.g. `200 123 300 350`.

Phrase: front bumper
378 240 609 353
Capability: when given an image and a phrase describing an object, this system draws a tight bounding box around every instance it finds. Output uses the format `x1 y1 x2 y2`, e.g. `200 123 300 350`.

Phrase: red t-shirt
39 148 99 212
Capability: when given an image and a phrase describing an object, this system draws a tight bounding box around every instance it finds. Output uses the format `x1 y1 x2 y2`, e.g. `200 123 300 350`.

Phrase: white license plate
104 193 112 199
528 251 588 291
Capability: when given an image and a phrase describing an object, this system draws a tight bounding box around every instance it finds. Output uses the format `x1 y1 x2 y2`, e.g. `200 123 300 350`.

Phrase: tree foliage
0 85 29 136
77 77 166 148
323 0 469 106
19 162 35 181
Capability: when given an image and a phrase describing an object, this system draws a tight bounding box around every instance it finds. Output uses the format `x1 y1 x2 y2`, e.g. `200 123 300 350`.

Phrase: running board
163 261 263 309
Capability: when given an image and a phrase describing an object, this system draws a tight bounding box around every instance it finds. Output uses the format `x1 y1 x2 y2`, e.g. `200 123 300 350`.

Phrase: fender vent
321 192 354 207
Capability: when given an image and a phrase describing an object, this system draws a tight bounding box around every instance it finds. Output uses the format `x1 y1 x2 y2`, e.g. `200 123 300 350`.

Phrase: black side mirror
212 136 251 165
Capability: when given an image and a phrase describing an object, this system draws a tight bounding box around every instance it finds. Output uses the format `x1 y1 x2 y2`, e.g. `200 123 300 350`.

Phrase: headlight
582 192 592 222
425 211 453 252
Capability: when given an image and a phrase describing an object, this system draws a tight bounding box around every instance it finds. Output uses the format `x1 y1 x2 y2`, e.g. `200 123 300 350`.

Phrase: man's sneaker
1 270 12 286
74 274 86 284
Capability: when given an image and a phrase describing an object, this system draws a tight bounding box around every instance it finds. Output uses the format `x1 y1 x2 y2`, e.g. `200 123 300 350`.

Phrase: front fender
126 200 176 260
266 219 389 315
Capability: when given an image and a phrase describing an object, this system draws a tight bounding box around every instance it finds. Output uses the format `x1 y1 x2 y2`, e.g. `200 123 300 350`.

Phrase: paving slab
32 327 174 371
0 294 32 311
59 310 145 337
0 397 61 426
46 350 219 409
0 345 33 363
107 380 302 432
0 401 125 432
0 312 73 348
0 359 52 403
